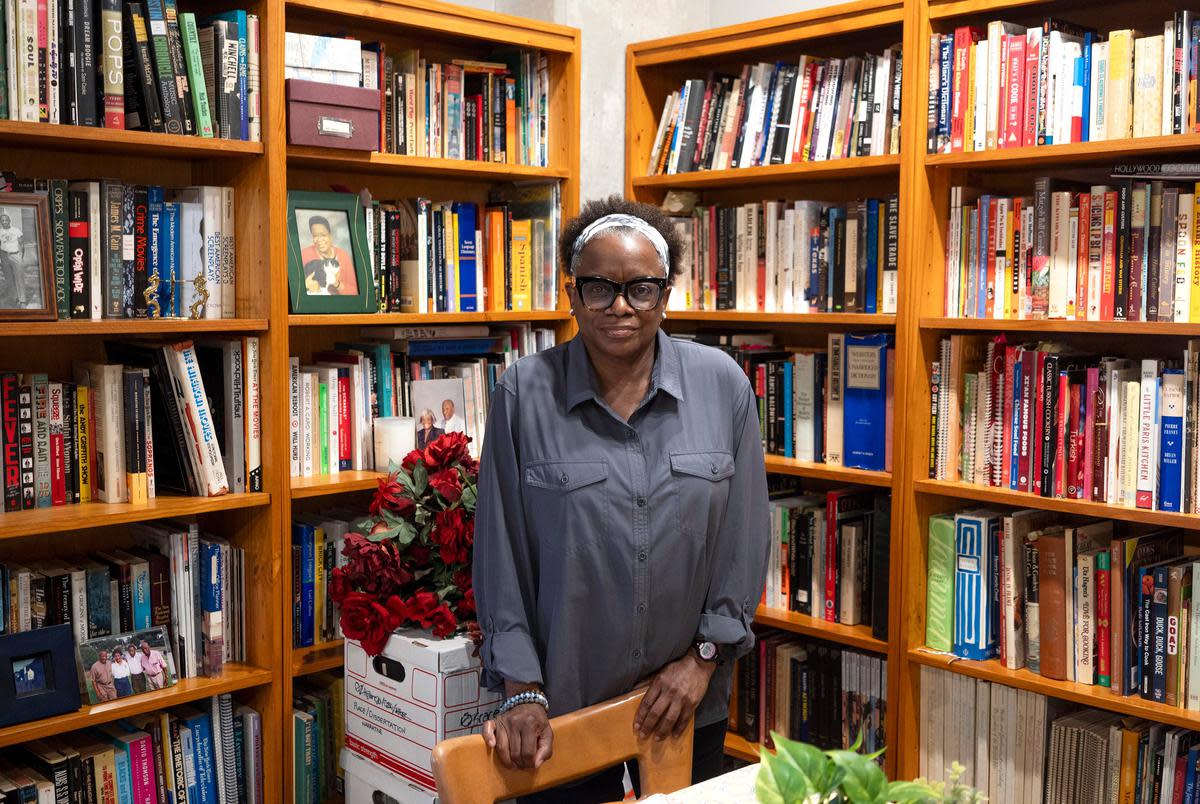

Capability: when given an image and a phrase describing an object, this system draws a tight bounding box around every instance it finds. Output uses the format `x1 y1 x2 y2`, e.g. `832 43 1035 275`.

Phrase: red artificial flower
401 449 424 472
409 589 438 618
452 568 473 592
408 544 432 566
427 604 458 638
432 507 473 565
370 474 415 518
456 587 476 619
429 468 463 503
339 592 394 657
423 432 470 471
384 595 410 630
328 567 352 604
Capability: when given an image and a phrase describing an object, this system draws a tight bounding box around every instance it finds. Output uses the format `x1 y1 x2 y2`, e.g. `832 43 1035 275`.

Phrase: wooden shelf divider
763 457 892 487
631 154 901 190
667 311 896 327
0 119 264 158
724 732 763 763
920 317 1200 335
288 311 572 327
290 471 387 499
755 607 889 654
0 318 270 337
292 641 346 677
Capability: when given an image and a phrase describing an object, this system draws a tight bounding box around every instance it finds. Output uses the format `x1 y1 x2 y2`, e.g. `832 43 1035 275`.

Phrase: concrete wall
454 0 828 200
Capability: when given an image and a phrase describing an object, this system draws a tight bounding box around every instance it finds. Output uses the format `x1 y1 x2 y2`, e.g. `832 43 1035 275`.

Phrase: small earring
569 308 575 315
661 311 667 320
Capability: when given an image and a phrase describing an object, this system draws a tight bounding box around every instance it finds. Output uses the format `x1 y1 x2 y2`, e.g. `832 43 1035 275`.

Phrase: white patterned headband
570 213 670 275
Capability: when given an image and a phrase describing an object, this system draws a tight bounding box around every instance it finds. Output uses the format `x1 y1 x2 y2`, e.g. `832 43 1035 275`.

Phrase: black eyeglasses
573 276 669 312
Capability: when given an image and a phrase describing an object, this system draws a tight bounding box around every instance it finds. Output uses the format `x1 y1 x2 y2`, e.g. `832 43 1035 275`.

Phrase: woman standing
475 196 770 800
111 650 133 698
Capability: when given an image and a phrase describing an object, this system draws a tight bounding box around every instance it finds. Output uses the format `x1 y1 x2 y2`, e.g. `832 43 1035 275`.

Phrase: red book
1067 383 1081 499
1129 187 1146 322
951 26 982 152
1023 31 1041 147
1076 192 1091 319
1096 555 1112 686
708 206 719 306
1055 372 1069 498
1 372 20 512
472 95 485 161
1083 367 1099 501
337 373 351 470
1031 352 1046 496
1101 191 1117 319
792 61 819 163
48 383 65 506
1003 33 1027 147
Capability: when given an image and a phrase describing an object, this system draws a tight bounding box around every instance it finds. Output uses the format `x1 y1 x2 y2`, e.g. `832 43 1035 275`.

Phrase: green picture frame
286 190 378 314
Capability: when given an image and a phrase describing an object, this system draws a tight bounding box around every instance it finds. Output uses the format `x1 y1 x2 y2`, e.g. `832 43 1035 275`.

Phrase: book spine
100 0 123 128
180 13 213 136
161 0 194 134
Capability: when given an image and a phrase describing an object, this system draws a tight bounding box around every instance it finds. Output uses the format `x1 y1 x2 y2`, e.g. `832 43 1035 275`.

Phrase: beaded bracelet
498 690 549 716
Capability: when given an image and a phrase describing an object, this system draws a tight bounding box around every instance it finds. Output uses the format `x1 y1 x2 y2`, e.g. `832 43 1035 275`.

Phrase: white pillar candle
374 417 416 473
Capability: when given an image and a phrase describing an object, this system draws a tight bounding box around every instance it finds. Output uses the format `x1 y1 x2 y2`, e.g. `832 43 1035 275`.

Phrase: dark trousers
519 721 728 804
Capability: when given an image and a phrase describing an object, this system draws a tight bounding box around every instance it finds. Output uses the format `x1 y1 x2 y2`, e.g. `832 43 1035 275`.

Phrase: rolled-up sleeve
472 382 544 690
697 381 770 657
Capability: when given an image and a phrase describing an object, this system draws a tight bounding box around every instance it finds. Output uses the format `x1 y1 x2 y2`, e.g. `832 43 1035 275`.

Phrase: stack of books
291 510 361 649
942 173 1200 322
0 695 264 803
2 518 247 678
0 338 260 512
2 175 238 320
293 673 345 804
921 664 1200 802
928 15 1200 154
288 324 555 477
683 331 893 472
364 182 560 315
646 49 903 175
0 3 260 139
285 33 549 166
668 195 900 315
928 335 1200 514
733 632 887 753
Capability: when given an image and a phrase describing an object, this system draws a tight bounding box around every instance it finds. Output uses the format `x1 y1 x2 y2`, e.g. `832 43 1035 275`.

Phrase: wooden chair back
431 689 694 804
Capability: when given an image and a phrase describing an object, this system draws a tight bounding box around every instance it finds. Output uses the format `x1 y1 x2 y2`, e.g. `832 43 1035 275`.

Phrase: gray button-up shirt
473 329 770 728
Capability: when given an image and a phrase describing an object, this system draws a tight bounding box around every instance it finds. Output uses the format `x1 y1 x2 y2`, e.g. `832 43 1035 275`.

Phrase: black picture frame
0 623 81 727
286 190 378 314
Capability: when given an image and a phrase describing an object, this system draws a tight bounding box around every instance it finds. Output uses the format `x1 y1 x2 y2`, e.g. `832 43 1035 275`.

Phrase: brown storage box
286 79 380 151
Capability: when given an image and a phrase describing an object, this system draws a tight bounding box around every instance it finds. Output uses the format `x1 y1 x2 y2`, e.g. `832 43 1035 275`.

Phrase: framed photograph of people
77 626 177 704
0 623 80 727
286 190 377 314
410 378 468 449
0 192 55 321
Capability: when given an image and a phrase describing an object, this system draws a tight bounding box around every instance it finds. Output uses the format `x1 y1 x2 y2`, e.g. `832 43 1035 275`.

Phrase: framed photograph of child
0 193 55 321
0 623 80 728
77 626 177 704
286 190 377 314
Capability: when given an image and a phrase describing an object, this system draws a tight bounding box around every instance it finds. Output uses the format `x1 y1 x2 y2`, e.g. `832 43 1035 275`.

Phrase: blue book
782 361 794 459
1080 33 1093 141
199 538 225 670
864 199 879 314
180 725 201 804
405 337 496 357
128 553 152 630
807 224 821 306
1151 565 1170 702
452 202 479 312
976 196 991 318
756 64 782 166
1184 743 1200 803
147 188 164 318
163 201 180 317
1010 361 1022 489
84 561 112 637
335 341 395 419
936 35 953 149
293 523 315 647
183 708 219 804
1160 370 1185 511
952 511 1000 660
205 10 249 140
813 352 826 461
92 725 135 803
841 332 891 471
826 207 845 302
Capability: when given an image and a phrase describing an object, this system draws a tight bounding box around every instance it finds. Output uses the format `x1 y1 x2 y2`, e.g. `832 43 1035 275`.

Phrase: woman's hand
634 653 716 740
483 703 553 770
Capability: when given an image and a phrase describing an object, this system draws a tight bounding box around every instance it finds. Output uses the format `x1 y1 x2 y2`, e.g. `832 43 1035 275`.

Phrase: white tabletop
641 763 761 804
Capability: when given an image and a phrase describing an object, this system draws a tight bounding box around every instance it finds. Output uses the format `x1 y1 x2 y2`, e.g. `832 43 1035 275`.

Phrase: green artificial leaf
460 484 477 513
412 463 429 495
394 470 416 495
772 734 832 791
825 750 887 803
394 520 418 546
883 781 940 803
413 567 433 582
756 746 816 804
366 526 400 543
438 584 457 600
414 508 430 526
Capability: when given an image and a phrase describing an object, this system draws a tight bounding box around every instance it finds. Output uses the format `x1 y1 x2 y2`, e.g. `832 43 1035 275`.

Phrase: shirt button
560 474 569 485
710 464 719 475
638 551 647 562
636 497 646 507
632 649 642 659
637 603 646 614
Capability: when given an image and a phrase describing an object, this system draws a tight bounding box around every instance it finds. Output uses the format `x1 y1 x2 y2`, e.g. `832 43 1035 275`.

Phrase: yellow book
1106 30 1139 140
964 39 977 153
450 209 461 312
77 385 91 503
1192 182 1200 324
510 218 533 311
1005 205 1016 319
313 525 326 643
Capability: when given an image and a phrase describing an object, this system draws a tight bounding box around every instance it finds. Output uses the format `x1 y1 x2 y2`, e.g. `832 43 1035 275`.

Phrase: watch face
698 642 717 661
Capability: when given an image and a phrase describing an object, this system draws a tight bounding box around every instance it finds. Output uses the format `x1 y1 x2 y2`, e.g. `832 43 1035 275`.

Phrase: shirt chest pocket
669 450 734 539
524 460 609 556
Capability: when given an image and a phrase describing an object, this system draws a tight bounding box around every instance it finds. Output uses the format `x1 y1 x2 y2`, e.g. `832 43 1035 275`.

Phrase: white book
645 93 675 175
220 186 236 317
1087 185 1109 320
947 186 962 315
73 363 126 503
46 0 58 124
17 0 37 121
973 39 989 153
1188 560 1200 710
973 678 990 792
838 521 863 625
811 508 826 617
994 197 1009 319
1162 21 1176 136
783 57 808 163
300 371 314 477
1066 195 1079 319
306 365 340 476
825 333 844 465
870 51 892 157
780 207 796 313
4 0 16 116
1048 191 1073 318
987 680 1006 800
1134 35 1165 138
794 353 816 461
1177 194 1194 322
1090 41 1109 141
1137 359 1160 508
1121 380 1141 507
666 83 690 176
764 201 780 312
288 358 301 477
1075 550 1096 684
813 59 842 162
166 342 229 496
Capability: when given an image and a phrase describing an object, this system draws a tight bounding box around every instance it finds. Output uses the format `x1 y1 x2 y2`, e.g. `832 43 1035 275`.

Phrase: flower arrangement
328 432 479 656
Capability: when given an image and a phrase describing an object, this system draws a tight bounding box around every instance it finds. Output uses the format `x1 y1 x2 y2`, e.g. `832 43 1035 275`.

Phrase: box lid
369 630 481 673
286 78 380 111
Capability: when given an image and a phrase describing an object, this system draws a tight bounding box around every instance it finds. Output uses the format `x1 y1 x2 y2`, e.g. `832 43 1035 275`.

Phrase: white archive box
342 747 437 804
343 629 502 795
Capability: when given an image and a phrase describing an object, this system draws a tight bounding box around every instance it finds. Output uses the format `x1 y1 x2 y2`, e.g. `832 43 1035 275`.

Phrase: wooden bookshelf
923 131 1200 168
0 119 265 158
0 493 271 541
626 0 909 778
292 640 346 677
0 664 273 749
279 3 580 801
0 318 271 337
724 732 763 763
920 317 1200 336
